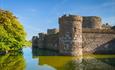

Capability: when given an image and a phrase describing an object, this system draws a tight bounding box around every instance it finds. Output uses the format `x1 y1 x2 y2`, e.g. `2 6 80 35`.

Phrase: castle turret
83 16 102 29
47 28 59 35
59 15 83 56
38 33 46 40
32 36 39 47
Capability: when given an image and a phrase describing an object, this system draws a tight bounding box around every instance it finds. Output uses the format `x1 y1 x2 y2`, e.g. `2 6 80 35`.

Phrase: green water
0 47 115 70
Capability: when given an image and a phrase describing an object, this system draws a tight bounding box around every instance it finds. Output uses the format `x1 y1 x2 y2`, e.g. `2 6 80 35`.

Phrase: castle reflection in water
32 47 115 70
0 47 115 70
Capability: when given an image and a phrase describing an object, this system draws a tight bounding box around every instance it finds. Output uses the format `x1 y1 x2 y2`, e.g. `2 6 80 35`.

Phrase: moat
0 47 115 70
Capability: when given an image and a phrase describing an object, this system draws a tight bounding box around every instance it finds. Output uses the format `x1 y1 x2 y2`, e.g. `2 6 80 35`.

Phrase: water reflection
0 52 25 70
32 47 115 70
32 47 60 56
23 47 56 70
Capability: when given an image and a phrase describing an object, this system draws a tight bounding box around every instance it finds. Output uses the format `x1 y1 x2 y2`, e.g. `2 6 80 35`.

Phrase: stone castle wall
32 15 115 55
32 31 115 54
82 32 115 54
44 34 59 51
47 29 59 35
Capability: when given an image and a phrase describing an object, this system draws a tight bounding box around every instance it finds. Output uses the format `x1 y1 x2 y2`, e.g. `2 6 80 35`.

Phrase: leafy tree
0 53 25 70
111 26 115 30
0 9 26 52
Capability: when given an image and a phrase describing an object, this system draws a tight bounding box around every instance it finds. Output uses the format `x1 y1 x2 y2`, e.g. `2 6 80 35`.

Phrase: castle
32 15 115 56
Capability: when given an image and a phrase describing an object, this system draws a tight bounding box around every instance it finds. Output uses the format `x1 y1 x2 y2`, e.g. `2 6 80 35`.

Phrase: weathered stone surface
83 16 102 29
44 34 59 50
82 33 115 54
32 14 115 56
59 15 83 56
32 36 39 47
47 28 59 35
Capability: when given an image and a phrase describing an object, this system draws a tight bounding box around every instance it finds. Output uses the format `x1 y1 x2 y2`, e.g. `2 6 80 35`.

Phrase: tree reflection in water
0 52 25 70
32 47 115 70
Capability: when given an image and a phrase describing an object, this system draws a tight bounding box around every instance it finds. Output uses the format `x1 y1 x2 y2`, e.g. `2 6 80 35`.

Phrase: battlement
59 15 83 24
38 33 46 40
59 14 102 29
47 28 59 35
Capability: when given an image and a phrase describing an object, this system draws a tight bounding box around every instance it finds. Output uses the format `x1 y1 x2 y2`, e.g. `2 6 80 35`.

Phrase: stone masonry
32 14 115 56
83 16 102 29
59 15 83 56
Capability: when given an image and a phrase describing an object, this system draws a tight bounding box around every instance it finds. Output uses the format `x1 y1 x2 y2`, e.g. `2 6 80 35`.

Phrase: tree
111 26 115 30
0 53 25 70
0 9 26 52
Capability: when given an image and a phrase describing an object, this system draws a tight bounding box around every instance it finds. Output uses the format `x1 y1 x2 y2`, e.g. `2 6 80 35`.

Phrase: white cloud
101 2 115 7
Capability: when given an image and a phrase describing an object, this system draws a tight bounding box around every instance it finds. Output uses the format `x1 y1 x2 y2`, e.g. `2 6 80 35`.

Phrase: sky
0 0 115 40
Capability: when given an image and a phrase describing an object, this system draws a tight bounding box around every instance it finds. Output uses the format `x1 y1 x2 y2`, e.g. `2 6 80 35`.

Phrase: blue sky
0 0 115 40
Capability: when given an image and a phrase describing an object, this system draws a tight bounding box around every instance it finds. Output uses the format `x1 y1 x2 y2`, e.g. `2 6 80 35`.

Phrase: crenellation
47 28 59 35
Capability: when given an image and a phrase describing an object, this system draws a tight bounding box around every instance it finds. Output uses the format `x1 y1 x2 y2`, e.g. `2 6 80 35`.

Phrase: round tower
59 15 83 56
83 16 102 29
